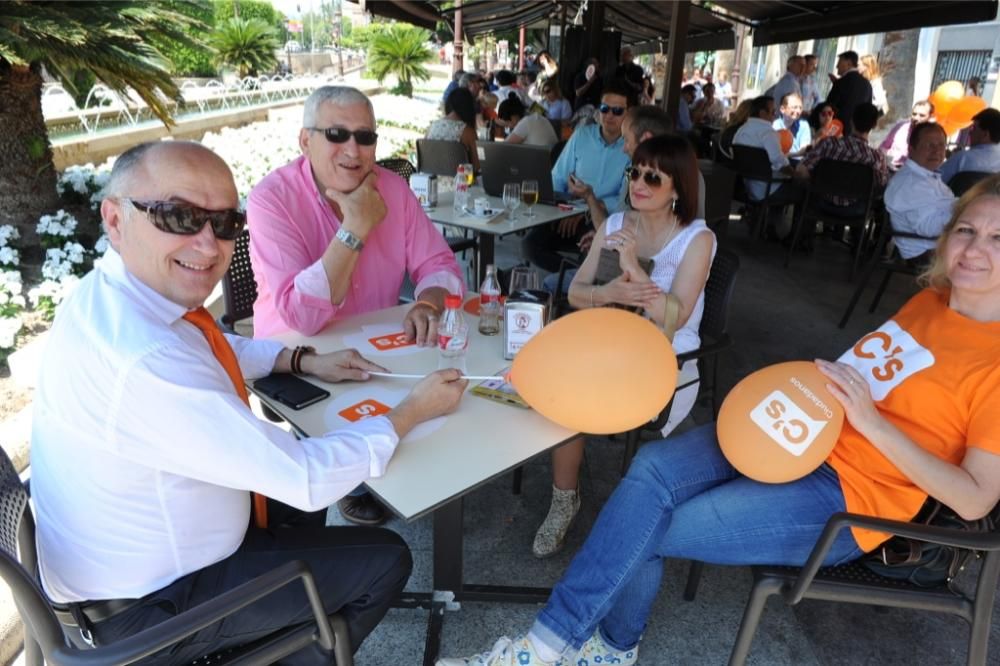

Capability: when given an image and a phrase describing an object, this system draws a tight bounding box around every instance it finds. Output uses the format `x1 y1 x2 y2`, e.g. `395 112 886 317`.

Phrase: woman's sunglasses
125 200 246 241
626 166 663 188
307 126 379 146
598 103 626 116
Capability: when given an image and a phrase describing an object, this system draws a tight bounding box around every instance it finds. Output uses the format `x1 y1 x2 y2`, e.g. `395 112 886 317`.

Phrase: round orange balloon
947 95 988 128
716 361 844 483
510 308 678 434
929 80 965 119
777 128 793 154
937 118 965 138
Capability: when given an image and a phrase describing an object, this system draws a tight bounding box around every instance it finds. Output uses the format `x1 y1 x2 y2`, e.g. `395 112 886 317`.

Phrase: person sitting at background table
809 101 844 147
716 99 753 162
499 93 558 147
772 92 811 158
426 87 481 173
690 82 726 127
439 175 1000 666
247 85 465 526
530 135 715 559
30 140 469 665
539 81 572 122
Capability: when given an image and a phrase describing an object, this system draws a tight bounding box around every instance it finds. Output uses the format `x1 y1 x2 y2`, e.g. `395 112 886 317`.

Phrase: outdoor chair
0 446 354 666
947 170 991 197
620 249 740 474
784 159 878 280
219 229 256 336
723 510 1000 665
838 218 935 328
415 138 469 177
378 156 477 277
731 145 791 239
700 162 738 241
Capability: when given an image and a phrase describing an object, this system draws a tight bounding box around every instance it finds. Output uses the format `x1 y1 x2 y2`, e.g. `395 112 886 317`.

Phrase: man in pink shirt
247 86 465 524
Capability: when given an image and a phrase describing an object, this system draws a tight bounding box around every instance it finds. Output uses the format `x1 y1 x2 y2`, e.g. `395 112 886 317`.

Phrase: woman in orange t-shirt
440 177 1000 665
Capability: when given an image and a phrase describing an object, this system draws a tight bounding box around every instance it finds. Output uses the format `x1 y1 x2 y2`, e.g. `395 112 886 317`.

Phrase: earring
671 197 678 213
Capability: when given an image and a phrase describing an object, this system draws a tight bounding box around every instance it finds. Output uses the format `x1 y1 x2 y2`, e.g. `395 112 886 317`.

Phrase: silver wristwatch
335 228 364 252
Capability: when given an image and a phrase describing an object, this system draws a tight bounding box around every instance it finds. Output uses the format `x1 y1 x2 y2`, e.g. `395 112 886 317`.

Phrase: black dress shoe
337 492 388 526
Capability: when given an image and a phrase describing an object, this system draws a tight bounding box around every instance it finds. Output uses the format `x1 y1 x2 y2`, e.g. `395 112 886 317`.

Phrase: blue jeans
531 423 863 655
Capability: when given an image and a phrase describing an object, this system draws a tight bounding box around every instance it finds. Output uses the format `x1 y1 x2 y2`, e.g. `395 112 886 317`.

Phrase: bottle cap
445 294 462 308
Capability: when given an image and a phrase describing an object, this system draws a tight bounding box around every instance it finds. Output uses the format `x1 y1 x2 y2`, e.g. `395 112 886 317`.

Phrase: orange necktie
183 307 269 529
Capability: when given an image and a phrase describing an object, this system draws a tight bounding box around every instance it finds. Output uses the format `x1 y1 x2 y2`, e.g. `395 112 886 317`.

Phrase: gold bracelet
413 299 441 315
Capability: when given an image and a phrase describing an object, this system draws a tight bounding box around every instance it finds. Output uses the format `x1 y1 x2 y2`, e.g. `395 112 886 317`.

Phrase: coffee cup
474 197 490 216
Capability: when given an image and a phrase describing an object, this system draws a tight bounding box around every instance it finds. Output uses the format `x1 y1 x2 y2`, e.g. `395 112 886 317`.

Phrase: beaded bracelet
290 345 315 375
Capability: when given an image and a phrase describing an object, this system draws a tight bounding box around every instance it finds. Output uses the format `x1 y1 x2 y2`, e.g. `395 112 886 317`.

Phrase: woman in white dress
531 134 716 559
426 86 480 172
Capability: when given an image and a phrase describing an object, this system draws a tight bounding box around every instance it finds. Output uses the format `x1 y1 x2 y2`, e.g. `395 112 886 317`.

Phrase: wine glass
509 266 539 295
521 179 539 218
502 182 521 221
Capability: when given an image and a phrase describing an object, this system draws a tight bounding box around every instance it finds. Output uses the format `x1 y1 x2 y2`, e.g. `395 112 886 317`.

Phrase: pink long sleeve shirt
247 157 465 338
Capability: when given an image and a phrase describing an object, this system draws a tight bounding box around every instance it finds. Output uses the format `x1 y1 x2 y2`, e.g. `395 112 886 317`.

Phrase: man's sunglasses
598 103 626 116
626 166 664 188
125 200 246 241
307 126 379 145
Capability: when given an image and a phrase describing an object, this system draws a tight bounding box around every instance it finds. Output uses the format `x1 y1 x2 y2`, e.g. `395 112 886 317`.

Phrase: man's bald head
105 141 237 206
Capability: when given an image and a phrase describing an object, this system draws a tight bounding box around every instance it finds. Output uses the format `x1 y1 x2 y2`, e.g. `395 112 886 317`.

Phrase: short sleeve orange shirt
827 288 1000 551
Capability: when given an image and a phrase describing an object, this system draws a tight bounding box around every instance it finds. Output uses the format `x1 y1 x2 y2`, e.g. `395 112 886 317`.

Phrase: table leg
433 497 464 592
477 233 495 286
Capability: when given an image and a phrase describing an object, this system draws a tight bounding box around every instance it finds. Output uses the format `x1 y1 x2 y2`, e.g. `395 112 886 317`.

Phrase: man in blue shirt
938 108 1000 185
522 82 633 273
772 92 811 157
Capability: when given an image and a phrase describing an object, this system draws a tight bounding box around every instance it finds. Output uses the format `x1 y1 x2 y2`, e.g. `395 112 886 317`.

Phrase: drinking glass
502 182 521 221
521 179 539 218
509 266 539 294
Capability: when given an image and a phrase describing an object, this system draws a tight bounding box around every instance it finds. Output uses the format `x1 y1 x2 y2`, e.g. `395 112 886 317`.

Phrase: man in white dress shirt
30 141 467 664
884 123 956 262
938 108 1000 185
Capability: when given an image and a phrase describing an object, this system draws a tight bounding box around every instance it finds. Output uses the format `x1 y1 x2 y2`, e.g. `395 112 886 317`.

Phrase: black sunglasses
626 166 664 188
307 126 379 146
126 200 246 241
599 103 626 116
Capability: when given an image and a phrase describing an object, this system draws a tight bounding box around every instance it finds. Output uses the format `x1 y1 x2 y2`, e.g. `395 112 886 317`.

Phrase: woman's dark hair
498 93 526 121
630 134 699 227
495 69 516 87
445 87 476 127
807 102 835 130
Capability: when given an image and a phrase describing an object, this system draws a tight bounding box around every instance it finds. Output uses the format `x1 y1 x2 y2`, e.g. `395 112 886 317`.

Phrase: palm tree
0 1 205 249
367 23 433 98
210 17 279 79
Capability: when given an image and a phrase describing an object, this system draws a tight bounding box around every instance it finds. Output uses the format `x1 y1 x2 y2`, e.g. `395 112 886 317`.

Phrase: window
746 46 767 90
932 50 991 91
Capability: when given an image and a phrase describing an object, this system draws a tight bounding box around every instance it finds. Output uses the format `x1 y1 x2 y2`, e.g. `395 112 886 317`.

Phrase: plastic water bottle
453 165 470 214
438 294 468 372
478 265 501 336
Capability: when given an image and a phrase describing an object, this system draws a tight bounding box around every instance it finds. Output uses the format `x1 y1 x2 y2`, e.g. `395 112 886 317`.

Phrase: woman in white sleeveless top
532 134 717 559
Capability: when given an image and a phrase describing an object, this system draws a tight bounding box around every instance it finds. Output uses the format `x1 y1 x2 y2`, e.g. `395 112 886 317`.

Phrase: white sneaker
532 485 581 558
436 635 559 666
570 630 639 665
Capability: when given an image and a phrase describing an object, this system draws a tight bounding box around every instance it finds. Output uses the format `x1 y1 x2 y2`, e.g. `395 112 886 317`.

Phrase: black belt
52 597 142 629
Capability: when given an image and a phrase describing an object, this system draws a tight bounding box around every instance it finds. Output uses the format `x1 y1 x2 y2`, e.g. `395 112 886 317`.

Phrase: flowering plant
36 210 79 249
57 163 112 211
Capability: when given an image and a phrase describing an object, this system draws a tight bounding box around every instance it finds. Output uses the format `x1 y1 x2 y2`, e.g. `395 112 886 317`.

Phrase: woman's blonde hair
860 54 881 81
481 92 499 110
725 99 753 129
919 174 1000 289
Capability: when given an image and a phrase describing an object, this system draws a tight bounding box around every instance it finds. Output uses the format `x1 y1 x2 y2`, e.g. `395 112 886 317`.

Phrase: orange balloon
510 308 678 434
947 95 988 128
716 361 844 483
929 80 965 119
937 118 965 138
777 128 793 154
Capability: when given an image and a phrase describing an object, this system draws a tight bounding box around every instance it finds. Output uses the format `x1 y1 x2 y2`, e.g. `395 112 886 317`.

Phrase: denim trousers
531 423 864 655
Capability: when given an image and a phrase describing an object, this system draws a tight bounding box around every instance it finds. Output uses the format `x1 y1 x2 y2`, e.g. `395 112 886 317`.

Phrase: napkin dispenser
410 172 438 207
503 289 551 360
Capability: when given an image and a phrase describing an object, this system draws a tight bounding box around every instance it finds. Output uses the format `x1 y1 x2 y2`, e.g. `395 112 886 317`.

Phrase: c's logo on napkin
368 332 414 350
339 399 391 422
749 390 830 457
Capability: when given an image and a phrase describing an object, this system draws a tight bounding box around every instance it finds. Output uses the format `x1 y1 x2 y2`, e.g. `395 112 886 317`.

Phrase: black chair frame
219 230 256 335
726 510 1000 665
731 145 791 239
784 158 878 280
0 447 353 666
947 170 991 198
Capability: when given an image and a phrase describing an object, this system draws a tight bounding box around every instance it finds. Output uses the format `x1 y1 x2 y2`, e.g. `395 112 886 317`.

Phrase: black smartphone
253 374 330 410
